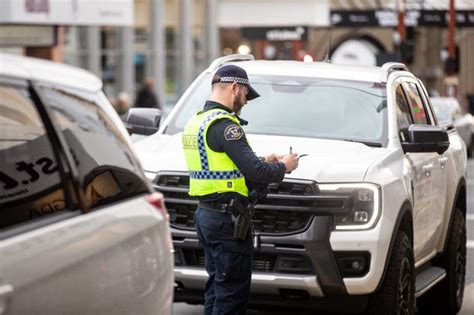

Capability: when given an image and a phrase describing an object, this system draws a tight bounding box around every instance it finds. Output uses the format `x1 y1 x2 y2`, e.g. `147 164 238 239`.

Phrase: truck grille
153 171 351 235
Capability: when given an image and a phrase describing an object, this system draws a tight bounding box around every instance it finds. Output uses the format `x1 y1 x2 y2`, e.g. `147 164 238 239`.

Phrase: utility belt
198 201 236 214
199 199 255 240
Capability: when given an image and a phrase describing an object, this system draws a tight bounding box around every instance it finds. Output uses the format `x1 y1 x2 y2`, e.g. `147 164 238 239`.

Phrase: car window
167 74 388 145
0 84 73 229
39 86 150 210
395 84 413 142
403 82 429 124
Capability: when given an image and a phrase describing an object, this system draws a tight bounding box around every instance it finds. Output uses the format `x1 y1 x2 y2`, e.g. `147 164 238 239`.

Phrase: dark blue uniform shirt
198 100 286 203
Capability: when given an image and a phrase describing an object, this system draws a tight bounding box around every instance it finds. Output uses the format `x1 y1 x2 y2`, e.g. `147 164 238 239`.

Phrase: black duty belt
199 201 234 214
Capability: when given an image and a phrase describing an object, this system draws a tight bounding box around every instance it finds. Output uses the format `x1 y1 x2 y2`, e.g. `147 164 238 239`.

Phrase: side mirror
125 108 161 135
402 124 449 155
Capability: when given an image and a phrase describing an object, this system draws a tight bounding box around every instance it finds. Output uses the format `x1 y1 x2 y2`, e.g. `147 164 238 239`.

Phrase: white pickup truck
132 55 467 314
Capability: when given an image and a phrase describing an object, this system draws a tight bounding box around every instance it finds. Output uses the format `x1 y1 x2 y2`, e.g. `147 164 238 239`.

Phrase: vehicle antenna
323 36 332 63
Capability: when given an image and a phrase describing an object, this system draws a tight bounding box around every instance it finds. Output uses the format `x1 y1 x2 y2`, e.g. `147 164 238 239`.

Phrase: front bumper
175 267 323 297
172 208 394 298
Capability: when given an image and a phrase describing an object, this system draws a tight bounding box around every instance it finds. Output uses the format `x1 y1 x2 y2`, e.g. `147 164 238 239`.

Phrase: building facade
2 0 473 109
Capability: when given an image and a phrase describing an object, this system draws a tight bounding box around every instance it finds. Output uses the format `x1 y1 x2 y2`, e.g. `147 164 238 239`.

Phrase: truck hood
134 133 389 183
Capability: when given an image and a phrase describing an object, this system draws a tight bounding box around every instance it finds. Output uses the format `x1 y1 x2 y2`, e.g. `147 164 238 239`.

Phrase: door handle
438 156 448 168
0 284 13 315
422 163 433 176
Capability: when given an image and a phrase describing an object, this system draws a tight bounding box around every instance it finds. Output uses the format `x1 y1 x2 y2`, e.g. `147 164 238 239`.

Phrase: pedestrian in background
182 65 299 314
115 91 131 121
134 77 162 110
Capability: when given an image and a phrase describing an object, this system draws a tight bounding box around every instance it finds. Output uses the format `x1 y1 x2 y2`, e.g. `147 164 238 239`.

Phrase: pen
289 146 292 155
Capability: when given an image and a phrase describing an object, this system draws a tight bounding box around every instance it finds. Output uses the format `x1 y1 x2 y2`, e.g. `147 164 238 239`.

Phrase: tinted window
40 86 150 210
167 74 388 145
395 85 413 142
404 82 428 124
0 84 71 229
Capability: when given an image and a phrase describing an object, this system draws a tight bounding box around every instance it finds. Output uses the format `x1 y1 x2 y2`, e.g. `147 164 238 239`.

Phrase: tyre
417 209 466 315
367 231 415 315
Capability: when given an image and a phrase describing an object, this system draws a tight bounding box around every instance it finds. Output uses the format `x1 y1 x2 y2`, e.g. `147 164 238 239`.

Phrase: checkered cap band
197 111 230 170
189 170 243 180
219 77 249 85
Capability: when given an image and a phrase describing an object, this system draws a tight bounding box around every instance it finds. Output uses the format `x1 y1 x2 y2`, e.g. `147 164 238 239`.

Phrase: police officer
182 64 299 314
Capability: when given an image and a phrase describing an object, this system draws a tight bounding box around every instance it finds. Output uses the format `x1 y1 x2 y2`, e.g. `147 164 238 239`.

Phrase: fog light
335 252 371 277
354 211 369 223
352 260 362 271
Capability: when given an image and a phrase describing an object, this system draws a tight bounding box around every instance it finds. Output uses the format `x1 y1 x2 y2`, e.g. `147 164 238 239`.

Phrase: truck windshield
166 74 387 146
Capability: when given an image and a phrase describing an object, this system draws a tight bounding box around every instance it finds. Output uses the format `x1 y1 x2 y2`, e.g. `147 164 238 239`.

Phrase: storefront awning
217 0 330 27
0 0 133 26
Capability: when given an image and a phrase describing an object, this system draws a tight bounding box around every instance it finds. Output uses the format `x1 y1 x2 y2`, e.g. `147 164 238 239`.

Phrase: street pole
149 0 166 107
180 0 194 94
444 0 459 98
397 0 406 42
85 26 101 77
118 26 135 98
396 0 406 63
205 0 219 65
448 0 456 59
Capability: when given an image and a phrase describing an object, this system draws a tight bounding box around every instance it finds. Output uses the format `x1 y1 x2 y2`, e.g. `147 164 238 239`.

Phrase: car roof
207 60 387 83
0 53 102 92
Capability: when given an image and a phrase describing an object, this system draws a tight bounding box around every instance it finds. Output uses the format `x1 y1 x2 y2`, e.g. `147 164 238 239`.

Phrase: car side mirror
125 108 161 135
402 124 449 155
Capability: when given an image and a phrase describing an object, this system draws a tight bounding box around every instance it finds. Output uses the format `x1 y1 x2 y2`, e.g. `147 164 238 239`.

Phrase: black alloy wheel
417 209 466 315
367 231 415 315
398 257 413 315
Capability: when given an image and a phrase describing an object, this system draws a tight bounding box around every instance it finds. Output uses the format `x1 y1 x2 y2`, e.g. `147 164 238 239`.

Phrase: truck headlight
318 183 381 230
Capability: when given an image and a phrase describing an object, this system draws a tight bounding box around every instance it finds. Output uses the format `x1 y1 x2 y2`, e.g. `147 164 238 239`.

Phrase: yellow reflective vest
182 108 249 197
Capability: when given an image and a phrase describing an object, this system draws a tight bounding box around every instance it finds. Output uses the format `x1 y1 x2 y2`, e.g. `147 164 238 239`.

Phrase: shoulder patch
224 124 244 141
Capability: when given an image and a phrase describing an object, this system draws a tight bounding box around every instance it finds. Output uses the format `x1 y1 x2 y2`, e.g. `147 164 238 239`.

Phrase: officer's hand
280 153 299 173
265 153 284 163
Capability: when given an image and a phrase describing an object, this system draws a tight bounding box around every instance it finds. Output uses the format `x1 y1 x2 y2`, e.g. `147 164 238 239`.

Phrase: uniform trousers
194 207 254 315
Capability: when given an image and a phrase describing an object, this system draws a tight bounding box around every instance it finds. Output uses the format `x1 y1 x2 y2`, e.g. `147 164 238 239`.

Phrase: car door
0 78 81 314
417 81 449 255
401 79 443 261
0 79 173 314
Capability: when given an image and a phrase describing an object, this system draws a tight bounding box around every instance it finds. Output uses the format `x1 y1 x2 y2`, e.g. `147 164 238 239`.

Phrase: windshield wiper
343 139 382 147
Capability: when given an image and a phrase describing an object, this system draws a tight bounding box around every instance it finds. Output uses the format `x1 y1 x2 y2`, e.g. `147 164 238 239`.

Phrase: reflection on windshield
167 74 387 145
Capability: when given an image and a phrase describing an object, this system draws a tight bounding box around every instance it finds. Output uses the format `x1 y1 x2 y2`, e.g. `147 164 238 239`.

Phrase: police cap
211 65 260 101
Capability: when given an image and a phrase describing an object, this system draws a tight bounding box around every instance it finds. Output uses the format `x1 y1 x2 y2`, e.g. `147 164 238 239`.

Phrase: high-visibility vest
182 108 249 197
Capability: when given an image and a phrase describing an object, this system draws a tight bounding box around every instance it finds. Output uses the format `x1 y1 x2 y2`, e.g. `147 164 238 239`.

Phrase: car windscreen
166 74 388 146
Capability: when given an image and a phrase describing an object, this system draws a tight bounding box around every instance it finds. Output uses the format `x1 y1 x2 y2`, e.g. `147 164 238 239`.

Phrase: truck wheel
367 231 415 315
417 209 466 315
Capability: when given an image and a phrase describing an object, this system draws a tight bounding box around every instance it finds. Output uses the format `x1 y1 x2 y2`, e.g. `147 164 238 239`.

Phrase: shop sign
242 27 308 41
0 0 133 26
331 10 474 27
0 25 55 47
419 10 474 27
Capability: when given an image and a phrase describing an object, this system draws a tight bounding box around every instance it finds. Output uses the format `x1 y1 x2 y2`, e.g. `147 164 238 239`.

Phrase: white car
132 55 467 314
0 53 173 314
431 96 472 157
